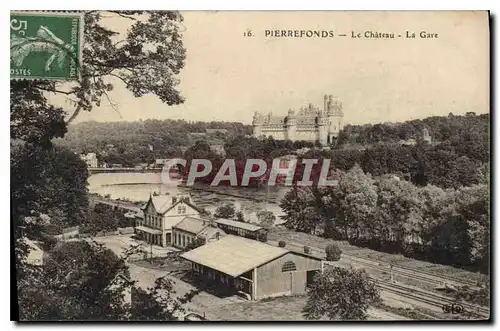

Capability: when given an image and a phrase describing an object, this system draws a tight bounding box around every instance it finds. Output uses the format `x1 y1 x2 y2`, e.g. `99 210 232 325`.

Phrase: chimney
216 232 220 241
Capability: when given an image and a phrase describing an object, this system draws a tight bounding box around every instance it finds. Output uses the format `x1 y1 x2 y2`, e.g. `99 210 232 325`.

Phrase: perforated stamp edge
10 10 85 82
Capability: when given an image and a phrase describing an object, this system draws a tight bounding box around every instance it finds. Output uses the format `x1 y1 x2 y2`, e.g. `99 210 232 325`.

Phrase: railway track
273 239 490 319
374 280 489 320
271 239 481 289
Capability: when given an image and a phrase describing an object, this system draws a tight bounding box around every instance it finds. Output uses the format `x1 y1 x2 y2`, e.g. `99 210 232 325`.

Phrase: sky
57 11 489 125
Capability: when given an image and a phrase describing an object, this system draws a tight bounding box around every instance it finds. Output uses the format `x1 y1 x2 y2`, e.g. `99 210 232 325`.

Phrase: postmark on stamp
10 11 84 81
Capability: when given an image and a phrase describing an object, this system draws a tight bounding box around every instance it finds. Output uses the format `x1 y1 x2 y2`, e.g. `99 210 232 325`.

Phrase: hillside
54 119 252 166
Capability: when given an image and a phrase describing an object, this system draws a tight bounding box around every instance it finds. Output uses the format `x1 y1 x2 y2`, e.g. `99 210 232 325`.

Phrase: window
178 205 186 214
281 261 297 272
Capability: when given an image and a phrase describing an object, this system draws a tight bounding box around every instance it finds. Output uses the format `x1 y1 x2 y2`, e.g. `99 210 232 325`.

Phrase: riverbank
178 183 286 204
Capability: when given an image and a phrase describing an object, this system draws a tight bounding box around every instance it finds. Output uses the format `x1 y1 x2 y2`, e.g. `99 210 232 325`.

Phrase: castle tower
422 127 432 143
252 111 263 138
285 109 296 141
317 112 328 145
326 95 344 143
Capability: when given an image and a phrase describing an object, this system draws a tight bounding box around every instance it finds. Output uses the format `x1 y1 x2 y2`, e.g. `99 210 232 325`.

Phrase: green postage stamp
10 11 84 81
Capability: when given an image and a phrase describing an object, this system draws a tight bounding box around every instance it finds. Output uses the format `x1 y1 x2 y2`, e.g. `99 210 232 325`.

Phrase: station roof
181 235 288 277
173 217 210 234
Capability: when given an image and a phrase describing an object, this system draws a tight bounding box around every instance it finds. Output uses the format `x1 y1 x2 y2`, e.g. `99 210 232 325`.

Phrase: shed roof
173 217 209 234
181 235 288 277
214 218 263 232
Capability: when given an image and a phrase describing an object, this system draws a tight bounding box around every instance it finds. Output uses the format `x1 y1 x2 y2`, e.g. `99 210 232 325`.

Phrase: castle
252 94 344 145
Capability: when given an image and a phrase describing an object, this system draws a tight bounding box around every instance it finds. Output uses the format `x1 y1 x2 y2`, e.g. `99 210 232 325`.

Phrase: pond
88 173 290 223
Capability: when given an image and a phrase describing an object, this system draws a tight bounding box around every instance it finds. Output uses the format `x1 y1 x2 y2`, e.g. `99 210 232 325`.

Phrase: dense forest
55 119 252 166
337 112 488 147
56 114 488 184
56 113 490 191
280 165 489 273
179 113 489 190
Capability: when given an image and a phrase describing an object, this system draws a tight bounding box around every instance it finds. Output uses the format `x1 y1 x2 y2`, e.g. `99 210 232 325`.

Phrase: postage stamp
10 11 84 81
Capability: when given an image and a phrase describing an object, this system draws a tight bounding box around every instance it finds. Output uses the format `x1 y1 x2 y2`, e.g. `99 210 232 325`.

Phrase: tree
278 241 286 248
12 11 189 320
303 267 381 320
461 185 489 271
65 11 186 124
214 203 236 219
375 176 423 252
130 276 199 320
336 164 378 241
18 241 129 320
82 204 125 235
18 241 198 321
280 186 325 234
325 244 342 261
303 246 311 254
256 210 276 229
11 144 89 280
235 210 245 223
477 162 490 185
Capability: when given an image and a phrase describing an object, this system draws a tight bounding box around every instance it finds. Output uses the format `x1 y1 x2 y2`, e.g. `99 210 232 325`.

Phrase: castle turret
422 127 432 143
285 109 296 141
326 96 344 143
252 111 263 138
317 112 328 145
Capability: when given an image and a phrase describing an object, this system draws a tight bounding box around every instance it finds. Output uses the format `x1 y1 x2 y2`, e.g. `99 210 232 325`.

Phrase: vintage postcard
11 11 490 322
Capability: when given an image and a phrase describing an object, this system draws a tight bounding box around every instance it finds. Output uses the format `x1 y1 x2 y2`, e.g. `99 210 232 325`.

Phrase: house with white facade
80 152 98 168
26 239 44 266
135 194 202 247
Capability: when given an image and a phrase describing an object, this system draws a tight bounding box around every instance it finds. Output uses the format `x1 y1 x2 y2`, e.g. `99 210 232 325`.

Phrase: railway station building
181 235 323 300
